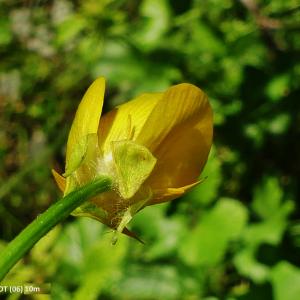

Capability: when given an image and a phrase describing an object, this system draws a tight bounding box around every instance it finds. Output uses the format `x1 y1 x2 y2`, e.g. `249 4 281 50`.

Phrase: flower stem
0 176 112 281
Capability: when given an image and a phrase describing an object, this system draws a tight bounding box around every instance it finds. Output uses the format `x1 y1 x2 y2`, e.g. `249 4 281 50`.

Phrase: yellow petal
141 83 213 189
51 169 66 192
98 92 163 154
65 77 105 175
148 181 200 205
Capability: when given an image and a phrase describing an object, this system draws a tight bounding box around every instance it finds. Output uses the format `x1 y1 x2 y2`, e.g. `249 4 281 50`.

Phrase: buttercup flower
52 77 213 241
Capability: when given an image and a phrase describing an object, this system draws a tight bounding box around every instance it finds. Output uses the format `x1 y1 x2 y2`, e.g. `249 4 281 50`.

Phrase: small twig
240 0 283 51
240 0 282 29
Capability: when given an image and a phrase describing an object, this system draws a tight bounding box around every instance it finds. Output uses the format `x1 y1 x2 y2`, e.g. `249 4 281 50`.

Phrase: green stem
0 176 112 281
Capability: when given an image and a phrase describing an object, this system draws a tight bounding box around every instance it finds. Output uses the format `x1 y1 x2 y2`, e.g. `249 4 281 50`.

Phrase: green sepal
112 187 152 244
64 133 101 195
111 140 157 199
64 135 89 177
72 201 108 224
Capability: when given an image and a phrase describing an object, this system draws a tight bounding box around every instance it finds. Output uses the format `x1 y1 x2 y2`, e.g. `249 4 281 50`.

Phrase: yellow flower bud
52 77 213 241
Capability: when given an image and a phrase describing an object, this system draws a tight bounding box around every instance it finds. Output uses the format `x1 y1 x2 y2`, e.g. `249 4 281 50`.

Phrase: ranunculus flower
52 77 213 241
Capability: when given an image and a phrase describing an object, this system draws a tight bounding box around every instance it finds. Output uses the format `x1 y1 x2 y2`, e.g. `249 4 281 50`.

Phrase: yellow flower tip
139 81 213 193
51 169 66 193
54 78 213 240
171 82 207 95
149 181 202 206
65 77 106 176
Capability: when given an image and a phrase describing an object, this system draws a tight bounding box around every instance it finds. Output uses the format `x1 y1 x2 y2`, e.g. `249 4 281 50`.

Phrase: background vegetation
0 0 299 299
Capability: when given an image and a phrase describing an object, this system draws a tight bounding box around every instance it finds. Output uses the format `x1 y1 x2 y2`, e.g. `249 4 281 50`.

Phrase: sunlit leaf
179 198 248 266
271 262 300 300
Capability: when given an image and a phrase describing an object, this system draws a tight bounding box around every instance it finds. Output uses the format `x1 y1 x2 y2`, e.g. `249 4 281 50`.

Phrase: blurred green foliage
0 0 299 299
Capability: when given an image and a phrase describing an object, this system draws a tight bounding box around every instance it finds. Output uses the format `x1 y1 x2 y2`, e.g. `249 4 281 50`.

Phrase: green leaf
267 114 290 135
271 262 300 300
110 265 181 300
234 249 270 283
252 177 283 220
131 205 186 260
243 216 291 247
75 234 127 300
265 74 290 102
234 178 295 283
55 218 128 299
179 198 248 266
0 18 12 46
189 21 226 56
131 0 170 51
55 15 86 46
